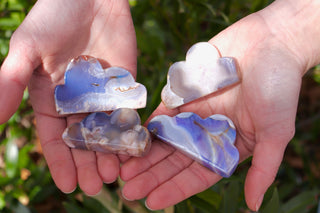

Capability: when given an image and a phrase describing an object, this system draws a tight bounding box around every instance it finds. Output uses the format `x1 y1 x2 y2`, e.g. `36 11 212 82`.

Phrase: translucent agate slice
162 42 239 109
148 113 239 177
54 56 147 114
63 108 151 157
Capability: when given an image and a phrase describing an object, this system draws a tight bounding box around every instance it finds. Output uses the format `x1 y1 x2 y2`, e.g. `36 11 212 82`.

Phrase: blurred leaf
0 17 21 28
28 185 41 201
5 139 19 178
7 0 24 10
0 192 5 210
64 201 91 213
91 187 121 213
250 0 270 12
11 201 31 213
189 195 219 213
82 196 110 213
199 2 217 16
30 185 58 203
277 183 297 201
313 65 320 84
0 39 9 58
261 188 281 213
220 181 240 213
0 123 6 133
175 199 194 213
281 190 318 213
137 18 165 56
129 0 137 7
0 176 14 186
177 0 186 13
195 188 222 209
17 144 33 170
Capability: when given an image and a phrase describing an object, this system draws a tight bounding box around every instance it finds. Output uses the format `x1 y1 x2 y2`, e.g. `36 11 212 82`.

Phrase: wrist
259 0 320 74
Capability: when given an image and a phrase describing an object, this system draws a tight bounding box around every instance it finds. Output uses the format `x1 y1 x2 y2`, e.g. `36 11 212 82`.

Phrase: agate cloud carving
161 42 239 109
55 56 147 114
63 108 151 157
148 112 239 177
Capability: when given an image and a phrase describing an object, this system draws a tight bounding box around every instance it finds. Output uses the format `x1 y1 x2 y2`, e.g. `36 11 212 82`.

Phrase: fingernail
103 180 116 184
62 186 77 194
145 200 154 211
87 188 102 197
121 190 134 201
255 194 264 211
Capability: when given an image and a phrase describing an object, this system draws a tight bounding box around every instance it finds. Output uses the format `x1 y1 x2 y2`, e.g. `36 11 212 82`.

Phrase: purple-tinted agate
148 112 239 177
54 56 146 114
63 108 151 157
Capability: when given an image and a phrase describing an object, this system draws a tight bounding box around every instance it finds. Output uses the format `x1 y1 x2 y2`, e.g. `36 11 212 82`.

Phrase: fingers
96 152 120 183
145 163 221 210
0 37 40 124
35 113 77 193
122 146 191 200
71 149 103 195
121 141 175 181
120 141 176 200
65 114 101 196
121 140 222 210
38 111 121 195
66 114 120 195
244 137 290 211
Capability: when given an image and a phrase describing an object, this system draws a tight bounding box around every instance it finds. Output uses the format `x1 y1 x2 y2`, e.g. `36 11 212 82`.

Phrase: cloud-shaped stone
63 108 151 157
161 42 239 109
148 112 239 177
54 56 147 114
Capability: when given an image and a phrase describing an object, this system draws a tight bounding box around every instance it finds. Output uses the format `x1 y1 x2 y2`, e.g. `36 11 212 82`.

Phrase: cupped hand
0 0 136 195
120 2 312 211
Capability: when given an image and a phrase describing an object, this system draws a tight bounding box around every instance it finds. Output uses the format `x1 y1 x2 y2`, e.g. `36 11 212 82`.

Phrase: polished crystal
148 112 239 177
63 108 151 157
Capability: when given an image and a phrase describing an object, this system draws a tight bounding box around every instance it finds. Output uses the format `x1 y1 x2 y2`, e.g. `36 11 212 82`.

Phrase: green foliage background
1 0 320 212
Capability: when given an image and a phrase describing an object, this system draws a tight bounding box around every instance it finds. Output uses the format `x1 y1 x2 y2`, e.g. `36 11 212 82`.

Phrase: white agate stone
161 42 239 109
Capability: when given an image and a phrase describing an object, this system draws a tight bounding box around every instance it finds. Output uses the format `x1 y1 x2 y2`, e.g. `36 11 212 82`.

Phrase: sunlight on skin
121 0 320 211
0 0 136 196
1 0 320 211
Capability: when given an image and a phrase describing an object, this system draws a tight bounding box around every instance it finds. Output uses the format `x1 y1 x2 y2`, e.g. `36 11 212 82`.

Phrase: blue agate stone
54 56 147 114
63 108 151 157
148 113 239 177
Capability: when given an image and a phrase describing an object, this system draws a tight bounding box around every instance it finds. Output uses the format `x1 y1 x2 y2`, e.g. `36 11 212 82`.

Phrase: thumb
145 103 179 125
244 132 293 211
0 34 40 124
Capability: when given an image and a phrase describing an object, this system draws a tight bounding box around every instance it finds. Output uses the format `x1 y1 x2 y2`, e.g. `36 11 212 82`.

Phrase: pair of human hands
1 0 318 211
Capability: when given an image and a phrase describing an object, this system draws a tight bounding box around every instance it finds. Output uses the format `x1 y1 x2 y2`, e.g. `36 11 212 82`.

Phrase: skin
0 0 137 195
1 0 319 211
120 0 320 211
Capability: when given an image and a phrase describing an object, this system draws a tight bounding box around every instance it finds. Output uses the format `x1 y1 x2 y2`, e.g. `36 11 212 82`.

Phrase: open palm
0 0 136 195
121 11 306 211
